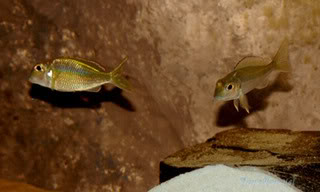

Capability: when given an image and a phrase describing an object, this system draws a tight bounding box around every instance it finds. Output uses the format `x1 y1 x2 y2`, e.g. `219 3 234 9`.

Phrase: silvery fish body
29 57 131 92
214 39 290 113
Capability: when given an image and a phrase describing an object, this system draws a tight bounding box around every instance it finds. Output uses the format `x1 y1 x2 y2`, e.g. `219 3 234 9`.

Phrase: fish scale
214 39 290 113
29 57 131 92
51 59 109 91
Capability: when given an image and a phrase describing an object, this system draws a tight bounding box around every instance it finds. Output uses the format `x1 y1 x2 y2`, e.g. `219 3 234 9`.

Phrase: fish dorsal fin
70 58 106 72
234 56 269 70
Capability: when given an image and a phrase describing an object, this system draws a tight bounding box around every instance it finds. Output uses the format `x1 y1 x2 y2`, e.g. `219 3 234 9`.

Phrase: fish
29 56 131 92
214 39 290 113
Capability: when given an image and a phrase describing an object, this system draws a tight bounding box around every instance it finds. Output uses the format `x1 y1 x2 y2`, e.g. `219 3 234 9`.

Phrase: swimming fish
29 57 131 92
214 39 290 113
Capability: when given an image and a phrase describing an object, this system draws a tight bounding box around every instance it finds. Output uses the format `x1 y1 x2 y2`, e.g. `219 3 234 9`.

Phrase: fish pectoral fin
86 86 102 92
233 99 239 112
239 93 250 113
234 56 269 70
256 80 269 89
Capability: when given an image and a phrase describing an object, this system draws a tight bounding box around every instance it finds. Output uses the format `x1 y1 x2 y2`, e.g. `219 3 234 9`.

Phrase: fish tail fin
109 56 132 92
272 38 291 72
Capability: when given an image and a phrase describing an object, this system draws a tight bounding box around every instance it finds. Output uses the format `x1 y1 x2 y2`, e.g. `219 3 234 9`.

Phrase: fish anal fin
86 86 101 92
239 93 250 113
256 80 269 89
235 56 269 70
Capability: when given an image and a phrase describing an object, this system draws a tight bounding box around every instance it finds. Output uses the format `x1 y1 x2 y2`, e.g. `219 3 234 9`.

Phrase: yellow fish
29 57 131 92
214 39 290 113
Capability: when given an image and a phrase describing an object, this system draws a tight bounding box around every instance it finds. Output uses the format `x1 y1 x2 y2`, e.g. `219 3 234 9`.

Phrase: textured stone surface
0 1 183 191
0 179 55 192
135 0 320 140
160 128 320 191
0 0 319 191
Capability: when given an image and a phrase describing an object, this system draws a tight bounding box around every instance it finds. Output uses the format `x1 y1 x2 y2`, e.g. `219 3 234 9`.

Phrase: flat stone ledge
160 128 320 192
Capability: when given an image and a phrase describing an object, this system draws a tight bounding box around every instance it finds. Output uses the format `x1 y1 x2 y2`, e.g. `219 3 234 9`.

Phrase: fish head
214 73 241 101
29 63 51 88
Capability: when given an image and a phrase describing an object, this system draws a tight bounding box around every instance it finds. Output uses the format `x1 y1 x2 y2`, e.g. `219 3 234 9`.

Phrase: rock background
0 0 319 191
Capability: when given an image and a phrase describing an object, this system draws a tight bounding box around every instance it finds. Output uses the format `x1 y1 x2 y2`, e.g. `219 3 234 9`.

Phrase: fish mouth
28 76 34 83
213 91 226 100
28 75 37 84
28 75 41 86
214 95 227 101
214 93 235 101
214 90 224 100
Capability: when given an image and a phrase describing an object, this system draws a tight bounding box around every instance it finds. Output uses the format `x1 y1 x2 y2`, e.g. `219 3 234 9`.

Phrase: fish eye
35 65 43 72
226 84 233 90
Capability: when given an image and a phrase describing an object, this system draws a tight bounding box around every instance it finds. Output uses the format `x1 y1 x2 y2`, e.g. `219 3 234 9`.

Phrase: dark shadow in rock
216 74 293 127
29 84 135 111
215 101 249 128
